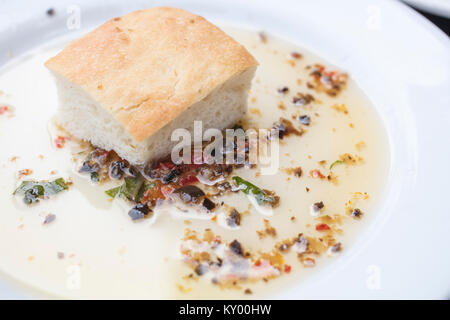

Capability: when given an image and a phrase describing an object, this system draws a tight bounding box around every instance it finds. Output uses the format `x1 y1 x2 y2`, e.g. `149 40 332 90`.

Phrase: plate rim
0 0 449 299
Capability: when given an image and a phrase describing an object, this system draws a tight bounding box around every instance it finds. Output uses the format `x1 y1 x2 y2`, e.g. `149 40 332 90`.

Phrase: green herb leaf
122 176 144 200
44 178 68 194
14 178 69 205
162 169 179 184
329 160 344 170
104 176 146 202
14 181 39 195
105 186 121 198
232 176 275 205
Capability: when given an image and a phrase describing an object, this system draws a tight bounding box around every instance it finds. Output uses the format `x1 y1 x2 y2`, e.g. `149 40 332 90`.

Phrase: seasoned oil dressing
0 28 389 299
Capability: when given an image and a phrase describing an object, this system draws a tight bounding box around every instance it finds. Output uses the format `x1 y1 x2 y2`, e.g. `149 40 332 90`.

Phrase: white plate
0 0 449 299
403 0 450 18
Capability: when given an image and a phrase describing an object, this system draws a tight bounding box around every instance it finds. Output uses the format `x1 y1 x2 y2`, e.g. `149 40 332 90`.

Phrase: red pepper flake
158 161 176 170
0 105 8 114
180 175 198 186
95 149 110 158
284 264 292 273
290 52 302 59
309 169 326 179
54 136 68 149
18 169 32 178
315 223 331 231
254 259 262 267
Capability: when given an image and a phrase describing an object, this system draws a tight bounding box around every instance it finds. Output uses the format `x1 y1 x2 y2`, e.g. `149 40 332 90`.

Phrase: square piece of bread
45 7 258 164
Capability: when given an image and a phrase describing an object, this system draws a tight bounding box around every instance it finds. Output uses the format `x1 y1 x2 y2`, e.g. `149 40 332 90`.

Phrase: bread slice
45 7 258 165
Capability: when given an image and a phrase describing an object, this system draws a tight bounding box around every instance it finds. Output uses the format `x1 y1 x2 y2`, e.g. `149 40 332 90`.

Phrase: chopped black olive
194 264 208 276
226 209 241 227
351 208 363 218
43 214 56 225
310 70 321 77
202 198 216 211
162 169 180 184
46 8 55 16
299 115 311 126
314 201 324 210
224 165 233 174
229 240 243 256
277 86 289 94
217 182 231 191
23 185 43 204
128 203 151 221
212 165 225 176
330 243 342 253
110 160 137 179
126 165 138 178
292 93 314 106
109 161 126 179
90 172 99 182
174 185 205 203
198 165 225 182
271 118 303 140
294 234 309 253
79 161 99 174
272 121 287 139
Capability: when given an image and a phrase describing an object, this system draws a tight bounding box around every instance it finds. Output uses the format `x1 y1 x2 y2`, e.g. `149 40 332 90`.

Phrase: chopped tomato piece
158 161 176 170
180 175 198 186
315 223 331 231
284 264 292 273
290 52 302 59
310 169 326 179
54 136 67 149
0 105 8 114
95 149 109 157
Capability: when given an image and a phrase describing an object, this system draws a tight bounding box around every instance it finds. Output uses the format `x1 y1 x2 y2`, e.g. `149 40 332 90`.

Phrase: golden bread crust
45 7 258 141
